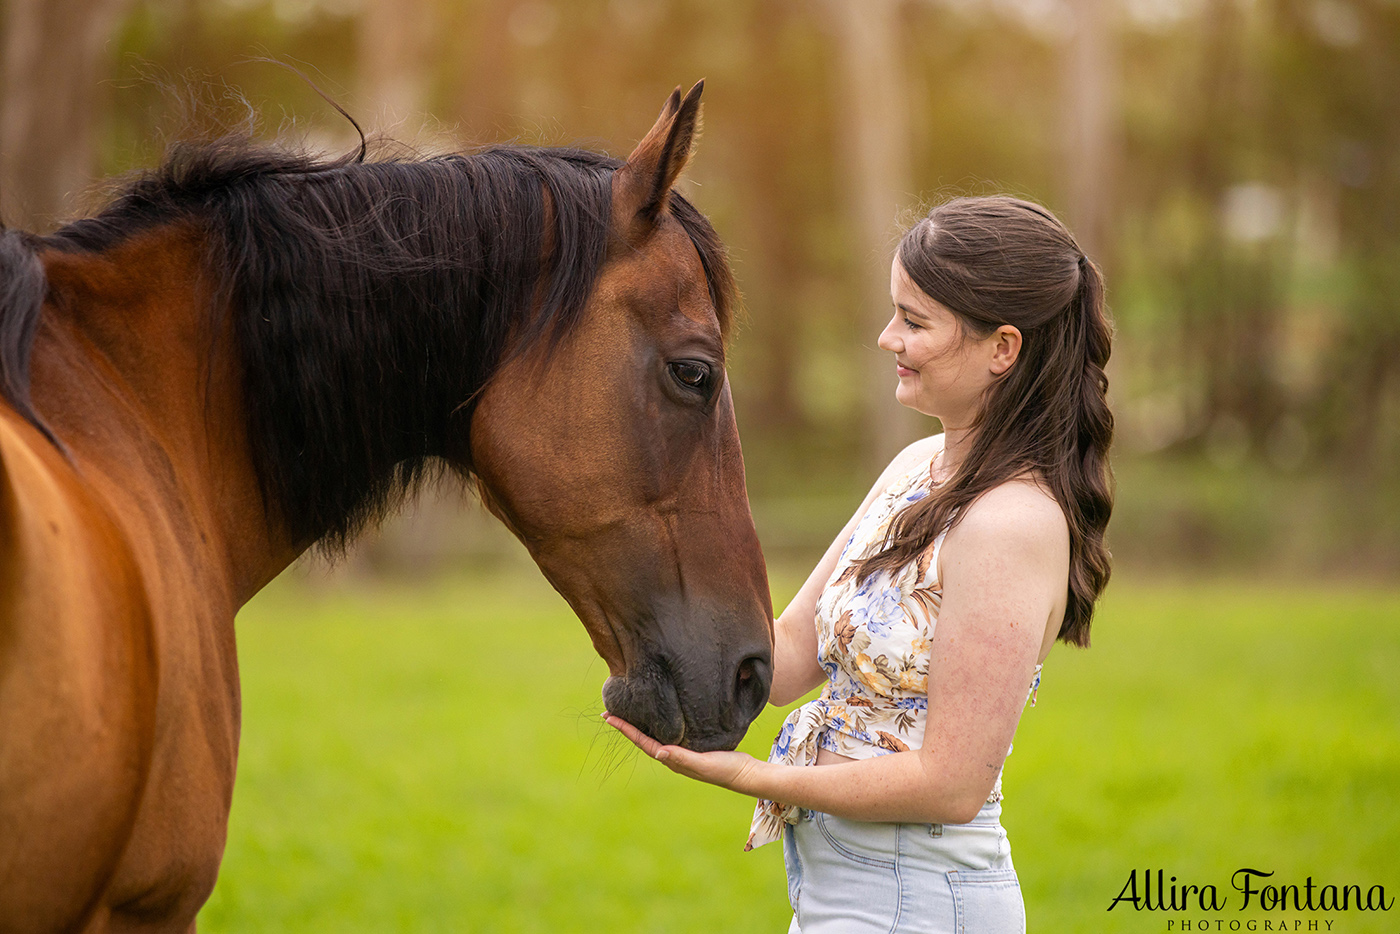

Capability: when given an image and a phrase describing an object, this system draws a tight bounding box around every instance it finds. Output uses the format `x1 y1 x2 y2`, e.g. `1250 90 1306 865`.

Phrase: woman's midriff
815 747 856 766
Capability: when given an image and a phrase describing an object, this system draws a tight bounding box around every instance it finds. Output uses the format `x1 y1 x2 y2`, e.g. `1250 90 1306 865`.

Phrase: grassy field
200 567 1400 933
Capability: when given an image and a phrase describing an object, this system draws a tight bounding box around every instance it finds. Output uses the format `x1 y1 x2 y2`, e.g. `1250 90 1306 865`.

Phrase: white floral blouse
746 451 1042 850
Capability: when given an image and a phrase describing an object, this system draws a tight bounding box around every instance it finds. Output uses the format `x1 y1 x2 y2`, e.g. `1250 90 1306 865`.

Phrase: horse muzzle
602 639 771 752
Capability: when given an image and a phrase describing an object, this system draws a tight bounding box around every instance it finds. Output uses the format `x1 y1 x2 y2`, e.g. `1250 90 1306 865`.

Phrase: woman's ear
988 325 1023 376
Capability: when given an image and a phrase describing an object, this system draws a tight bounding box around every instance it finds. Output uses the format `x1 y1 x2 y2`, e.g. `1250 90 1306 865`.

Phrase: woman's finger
602 713 670 759
603 714 709 774
602 713 764 791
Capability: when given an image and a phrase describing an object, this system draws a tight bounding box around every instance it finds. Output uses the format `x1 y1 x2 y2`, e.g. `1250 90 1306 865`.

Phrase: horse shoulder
0 407 158 934
27 226 252 926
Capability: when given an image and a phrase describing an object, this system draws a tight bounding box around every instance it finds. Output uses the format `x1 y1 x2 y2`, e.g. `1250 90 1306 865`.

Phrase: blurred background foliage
3 0 1398 576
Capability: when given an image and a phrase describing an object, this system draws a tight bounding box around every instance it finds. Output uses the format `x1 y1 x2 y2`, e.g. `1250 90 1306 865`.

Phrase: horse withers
0 82 772 931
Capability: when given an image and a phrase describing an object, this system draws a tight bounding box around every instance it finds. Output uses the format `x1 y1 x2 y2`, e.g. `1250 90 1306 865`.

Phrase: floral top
745 450 1042 850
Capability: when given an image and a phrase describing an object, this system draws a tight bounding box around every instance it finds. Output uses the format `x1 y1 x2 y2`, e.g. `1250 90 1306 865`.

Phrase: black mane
0 139 736 549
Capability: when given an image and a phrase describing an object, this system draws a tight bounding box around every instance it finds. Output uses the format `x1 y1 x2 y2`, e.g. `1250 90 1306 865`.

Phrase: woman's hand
603 713 767 796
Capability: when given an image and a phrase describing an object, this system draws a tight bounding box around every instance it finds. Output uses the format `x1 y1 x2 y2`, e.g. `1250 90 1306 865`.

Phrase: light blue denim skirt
782 801 1025 934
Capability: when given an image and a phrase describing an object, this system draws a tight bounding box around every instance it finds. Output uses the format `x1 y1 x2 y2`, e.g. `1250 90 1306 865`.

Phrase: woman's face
878 257 1011 426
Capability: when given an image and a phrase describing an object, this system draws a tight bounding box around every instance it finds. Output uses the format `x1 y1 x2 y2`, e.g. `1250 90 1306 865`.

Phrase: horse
0 81 774 932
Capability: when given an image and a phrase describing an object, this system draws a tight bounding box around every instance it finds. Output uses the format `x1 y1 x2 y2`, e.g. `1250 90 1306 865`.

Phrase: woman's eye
904 315 923 331
669 361 712 392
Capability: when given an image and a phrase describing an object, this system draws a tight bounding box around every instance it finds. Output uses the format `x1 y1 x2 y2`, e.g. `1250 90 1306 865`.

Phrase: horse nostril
733 655 771 724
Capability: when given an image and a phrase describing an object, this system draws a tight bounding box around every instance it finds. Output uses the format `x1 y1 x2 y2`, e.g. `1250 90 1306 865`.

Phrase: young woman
607 195 1114 933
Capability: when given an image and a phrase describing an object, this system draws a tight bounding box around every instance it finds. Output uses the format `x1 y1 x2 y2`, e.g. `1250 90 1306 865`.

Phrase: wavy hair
856 196 1114 646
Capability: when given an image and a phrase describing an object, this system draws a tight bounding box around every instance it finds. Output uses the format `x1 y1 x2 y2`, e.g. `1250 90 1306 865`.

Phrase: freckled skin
878 257 1013 428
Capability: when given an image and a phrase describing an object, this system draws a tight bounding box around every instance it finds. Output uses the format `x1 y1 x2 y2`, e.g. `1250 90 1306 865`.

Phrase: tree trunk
358 0 433 133
732 0 805 433
829 0 921 472
453 0 518 142
1 0 131 232
1061 0 1117 262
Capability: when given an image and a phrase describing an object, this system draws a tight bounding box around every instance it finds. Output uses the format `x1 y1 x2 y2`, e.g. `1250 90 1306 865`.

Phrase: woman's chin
893 389 940 419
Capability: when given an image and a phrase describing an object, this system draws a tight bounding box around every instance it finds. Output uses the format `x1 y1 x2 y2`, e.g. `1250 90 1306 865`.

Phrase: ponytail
1059 252 1113 646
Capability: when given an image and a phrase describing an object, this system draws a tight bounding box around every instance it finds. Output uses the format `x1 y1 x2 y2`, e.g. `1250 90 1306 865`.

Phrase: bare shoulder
842 434 946 533
947 478 1069 562
879 433 944 487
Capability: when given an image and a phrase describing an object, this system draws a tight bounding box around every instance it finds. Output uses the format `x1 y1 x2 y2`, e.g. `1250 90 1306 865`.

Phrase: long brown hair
856 196 1114 646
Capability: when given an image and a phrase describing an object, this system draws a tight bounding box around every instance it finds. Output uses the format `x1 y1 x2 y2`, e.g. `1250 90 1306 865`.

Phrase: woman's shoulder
898 433 946 464
849 434 945 513
948 477 1069 561
877 434 945 488
841 435 946 540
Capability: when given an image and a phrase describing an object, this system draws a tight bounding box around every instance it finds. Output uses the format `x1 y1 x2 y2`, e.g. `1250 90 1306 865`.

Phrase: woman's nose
877 316 901 352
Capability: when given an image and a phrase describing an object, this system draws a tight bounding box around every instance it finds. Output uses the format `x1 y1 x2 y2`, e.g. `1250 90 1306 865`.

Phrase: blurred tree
1109 0 1400 476
829 0 922 470
1063 0 1119 262
1275 0 1400 473
1117 0 1291 457
445 0 519 142
712 0 840 438
726 0 806 433
1 0 132 230
360 0 434 131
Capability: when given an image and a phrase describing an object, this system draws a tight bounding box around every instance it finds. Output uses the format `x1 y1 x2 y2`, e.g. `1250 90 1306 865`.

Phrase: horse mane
0 138 737 551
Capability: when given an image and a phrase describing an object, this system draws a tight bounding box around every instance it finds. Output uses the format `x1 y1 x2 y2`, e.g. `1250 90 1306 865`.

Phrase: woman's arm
768 434 946 706
608 477 1069 825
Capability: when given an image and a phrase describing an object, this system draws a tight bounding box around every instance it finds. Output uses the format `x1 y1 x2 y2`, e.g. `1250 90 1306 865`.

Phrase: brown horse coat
0 84 772 932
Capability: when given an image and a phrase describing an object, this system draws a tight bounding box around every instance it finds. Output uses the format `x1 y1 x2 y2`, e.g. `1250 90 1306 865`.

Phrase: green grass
200 569 1400 932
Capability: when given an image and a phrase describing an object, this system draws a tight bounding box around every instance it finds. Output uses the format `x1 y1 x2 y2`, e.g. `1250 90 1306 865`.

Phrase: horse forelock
20 137 737 552
667 192 737 341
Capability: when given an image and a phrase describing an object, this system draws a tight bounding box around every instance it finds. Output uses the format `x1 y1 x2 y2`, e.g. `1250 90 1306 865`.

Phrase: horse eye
669 361 712 392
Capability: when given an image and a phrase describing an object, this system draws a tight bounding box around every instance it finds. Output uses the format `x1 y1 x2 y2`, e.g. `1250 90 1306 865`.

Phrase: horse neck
34 222 296 605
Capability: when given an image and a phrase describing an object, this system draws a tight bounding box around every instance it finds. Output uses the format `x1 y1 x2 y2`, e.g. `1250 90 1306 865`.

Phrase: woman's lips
896 364 918 378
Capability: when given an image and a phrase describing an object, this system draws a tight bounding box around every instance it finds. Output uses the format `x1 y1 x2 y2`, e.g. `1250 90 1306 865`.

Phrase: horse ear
613 80 704 239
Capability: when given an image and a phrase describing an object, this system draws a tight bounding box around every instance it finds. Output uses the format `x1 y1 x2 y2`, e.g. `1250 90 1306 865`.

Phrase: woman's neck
937 424 977 481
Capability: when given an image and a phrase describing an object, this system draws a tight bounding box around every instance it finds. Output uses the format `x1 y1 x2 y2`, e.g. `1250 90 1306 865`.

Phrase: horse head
468 83 774 752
